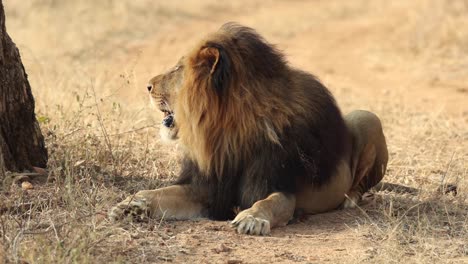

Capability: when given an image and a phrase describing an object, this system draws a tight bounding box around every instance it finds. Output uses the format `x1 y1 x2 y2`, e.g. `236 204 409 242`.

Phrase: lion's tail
372 182 458 196
372 182 419 194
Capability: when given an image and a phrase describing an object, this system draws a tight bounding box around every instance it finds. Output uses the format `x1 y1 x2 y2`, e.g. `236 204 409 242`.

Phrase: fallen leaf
21 181 34 190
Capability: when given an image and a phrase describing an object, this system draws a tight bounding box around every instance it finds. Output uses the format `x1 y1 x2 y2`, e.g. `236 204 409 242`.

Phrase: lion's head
149 23 308 176
147 57 185 141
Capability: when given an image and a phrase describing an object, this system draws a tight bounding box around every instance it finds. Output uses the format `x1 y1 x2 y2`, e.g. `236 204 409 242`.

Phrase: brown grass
1 0 467 263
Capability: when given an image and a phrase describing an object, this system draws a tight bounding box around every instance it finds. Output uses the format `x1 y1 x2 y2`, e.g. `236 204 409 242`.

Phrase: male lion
110 23 388 235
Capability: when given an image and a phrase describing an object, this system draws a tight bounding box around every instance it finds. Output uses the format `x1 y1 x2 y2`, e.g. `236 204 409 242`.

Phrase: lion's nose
147 84 153 92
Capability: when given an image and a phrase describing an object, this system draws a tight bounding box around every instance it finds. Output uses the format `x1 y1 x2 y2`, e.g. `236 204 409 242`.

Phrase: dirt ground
1 0 467 263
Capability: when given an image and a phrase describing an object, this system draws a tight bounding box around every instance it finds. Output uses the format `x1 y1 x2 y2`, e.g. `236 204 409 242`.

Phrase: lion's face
147 58 185 142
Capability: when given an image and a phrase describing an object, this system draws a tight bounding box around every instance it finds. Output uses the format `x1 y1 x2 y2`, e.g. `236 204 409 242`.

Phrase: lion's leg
295 159 353 213
109 185 206 222
342 143 376 208
231 192 295 236
342 110 388 208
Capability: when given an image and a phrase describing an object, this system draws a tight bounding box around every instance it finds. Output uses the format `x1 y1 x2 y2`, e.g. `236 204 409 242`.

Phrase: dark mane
218 22 288 80
176 22 350 220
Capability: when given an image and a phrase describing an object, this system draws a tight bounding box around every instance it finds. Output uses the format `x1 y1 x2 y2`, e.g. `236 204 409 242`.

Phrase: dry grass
1 0 467 263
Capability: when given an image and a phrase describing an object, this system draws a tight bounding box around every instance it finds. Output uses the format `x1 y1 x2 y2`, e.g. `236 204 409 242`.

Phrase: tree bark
0 1 47 179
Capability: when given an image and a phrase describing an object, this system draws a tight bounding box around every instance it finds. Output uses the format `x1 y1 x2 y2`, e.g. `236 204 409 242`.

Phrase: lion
109 23 389 235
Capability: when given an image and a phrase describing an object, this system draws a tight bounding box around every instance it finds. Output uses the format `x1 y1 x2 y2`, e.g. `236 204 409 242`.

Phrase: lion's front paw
231 211 271 236
109 195 149 222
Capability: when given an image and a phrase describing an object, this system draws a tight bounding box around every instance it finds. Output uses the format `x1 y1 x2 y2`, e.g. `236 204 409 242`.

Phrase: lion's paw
231 213 270 236
109 196 149 222
342 193 361 209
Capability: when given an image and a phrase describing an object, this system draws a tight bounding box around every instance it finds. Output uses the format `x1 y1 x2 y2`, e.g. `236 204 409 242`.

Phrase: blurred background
5 0 467 177
5 0 468 117
2 1 467 262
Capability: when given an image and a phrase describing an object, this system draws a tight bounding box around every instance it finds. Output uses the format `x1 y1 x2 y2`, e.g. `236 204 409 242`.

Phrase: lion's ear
198 47 220 75
197 46 230 94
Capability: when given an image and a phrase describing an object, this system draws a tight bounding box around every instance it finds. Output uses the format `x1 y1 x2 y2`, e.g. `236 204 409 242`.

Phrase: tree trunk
0 1 47 179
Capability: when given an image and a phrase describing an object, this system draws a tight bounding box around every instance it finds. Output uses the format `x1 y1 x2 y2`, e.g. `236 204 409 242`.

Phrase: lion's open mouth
158 100 175 128
161 109 175 128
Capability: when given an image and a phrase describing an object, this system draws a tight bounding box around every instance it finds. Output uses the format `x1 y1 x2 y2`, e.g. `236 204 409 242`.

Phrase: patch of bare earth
1 0 467 263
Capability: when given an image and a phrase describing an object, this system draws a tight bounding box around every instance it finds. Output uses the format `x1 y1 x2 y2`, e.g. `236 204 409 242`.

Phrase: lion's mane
174 23 349 220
